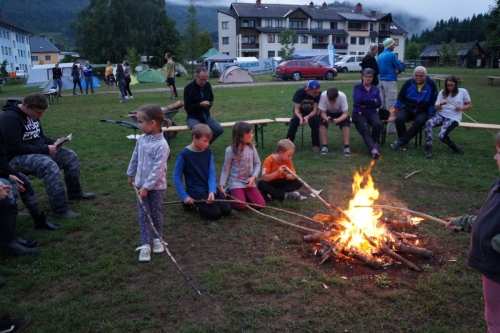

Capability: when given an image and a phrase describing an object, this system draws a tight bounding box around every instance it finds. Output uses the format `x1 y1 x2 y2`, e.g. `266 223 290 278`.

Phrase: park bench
43 91 59 105
458 122 500 131
487 76 500 85
275 117 309 147
162 118 275 148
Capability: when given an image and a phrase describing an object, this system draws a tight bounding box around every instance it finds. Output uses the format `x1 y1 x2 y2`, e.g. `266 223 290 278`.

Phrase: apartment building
218 1 408 60
0 11 32 73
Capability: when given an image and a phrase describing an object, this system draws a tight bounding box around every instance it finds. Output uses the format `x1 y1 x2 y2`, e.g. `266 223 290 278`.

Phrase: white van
334 55 364 73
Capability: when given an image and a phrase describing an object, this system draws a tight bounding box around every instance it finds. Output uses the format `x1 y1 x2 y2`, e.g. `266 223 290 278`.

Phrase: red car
274 59 337 81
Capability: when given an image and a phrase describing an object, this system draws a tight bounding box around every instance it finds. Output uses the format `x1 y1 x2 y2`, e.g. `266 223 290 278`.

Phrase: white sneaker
320 146 328 154
284 191 300 200
153 239 166 253
124 96 129 100
343 147 351 156
135 244 151 262
129 96 134 100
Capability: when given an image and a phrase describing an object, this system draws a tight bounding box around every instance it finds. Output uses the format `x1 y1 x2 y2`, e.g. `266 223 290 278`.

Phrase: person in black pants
123 60 133 99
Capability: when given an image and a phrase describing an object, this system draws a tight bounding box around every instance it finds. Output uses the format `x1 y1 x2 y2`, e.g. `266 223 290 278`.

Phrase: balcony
312 42 329 49
333 43 349 49
241 43 259 49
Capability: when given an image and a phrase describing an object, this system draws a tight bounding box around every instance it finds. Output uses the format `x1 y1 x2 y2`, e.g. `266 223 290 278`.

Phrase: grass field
1 67 499 332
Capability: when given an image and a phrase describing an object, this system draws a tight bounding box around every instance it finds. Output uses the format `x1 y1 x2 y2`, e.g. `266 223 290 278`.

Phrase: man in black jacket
0 93 94 219
183 67 223 144
52 62 63 97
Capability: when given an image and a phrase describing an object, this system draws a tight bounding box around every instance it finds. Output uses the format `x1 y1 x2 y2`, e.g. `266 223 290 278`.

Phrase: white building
0 11 32 73
218 1 408 60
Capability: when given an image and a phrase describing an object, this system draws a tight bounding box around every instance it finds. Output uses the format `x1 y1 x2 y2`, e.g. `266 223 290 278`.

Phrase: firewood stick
380 218 418 229
284 166 331 209
404 169 422 179
392 241 433 258
356 205 461 230
303 230 338 242
378 244 421 271
341 250 382 269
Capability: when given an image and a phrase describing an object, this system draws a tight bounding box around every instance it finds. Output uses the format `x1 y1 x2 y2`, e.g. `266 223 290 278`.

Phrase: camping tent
137 69 165 83
26 63 75 87
200 48 218 60
80 76 101 88
219 66 253 84
205 52 237 74
41 76 74 92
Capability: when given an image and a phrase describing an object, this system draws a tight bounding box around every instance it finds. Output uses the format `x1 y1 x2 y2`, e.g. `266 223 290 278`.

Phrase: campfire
302 161 432 271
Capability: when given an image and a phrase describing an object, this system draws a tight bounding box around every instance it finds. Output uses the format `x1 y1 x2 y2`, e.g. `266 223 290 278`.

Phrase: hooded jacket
0 100 55 160
394 76 438 116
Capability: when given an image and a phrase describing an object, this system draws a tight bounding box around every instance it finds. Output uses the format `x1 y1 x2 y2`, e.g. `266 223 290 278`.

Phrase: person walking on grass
116 64 126 104
219 122 266 211
123 60 134 100
165 52 177 100
173 124 232 220
257 139 303 201
71 64 83 95
424 75 472 158
82 61 94 94
446 132 500 332
127 104 170 262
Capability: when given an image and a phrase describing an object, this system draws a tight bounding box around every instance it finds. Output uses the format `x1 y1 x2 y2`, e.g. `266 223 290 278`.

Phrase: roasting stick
133 185 202 296
355 204 461 231
284 167 421 271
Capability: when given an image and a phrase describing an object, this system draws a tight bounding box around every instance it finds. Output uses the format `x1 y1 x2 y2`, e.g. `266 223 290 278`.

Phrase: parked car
333 55 364 73
403 60 416 69
15 70 27 79
274 59 337 81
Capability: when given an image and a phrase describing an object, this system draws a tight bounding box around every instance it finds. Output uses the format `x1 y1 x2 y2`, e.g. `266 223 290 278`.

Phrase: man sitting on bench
391 66 438 151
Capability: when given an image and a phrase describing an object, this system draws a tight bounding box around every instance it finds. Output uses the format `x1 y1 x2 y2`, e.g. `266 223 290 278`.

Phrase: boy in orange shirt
257 139 302 201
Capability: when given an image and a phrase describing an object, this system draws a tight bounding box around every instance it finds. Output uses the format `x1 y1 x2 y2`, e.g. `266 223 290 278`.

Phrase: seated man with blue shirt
391 66 438 150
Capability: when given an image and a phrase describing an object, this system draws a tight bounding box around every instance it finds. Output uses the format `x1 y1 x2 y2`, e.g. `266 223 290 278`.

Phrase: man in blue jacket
378 38 403 134
391 66 438 150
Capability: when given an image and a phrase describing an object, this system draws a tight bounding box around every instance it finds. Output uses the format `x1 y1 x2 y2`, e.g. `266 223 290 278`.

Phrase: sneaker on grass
153 239 166 253
320 146 328 154
284 191 300 200
371 148 380 158
312 146 320 153
135 244 151 262
343 147 351 156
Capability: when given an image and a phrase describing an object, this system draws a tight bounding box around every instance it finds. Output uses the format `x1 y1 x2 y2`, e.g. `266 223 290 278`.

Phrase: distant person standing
116 64 126 104
165 52 177 100
123 61 134 100
360 43 379 86
378 38 403 134
105 61 116 93
71 64 82 95
82 61 94 94
52 63 63 97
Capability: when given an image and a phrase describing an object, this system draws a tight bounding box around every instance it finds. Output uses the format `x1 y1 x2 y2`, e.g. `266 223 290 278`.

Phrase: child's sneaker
284 191 300 200
320 146 328 154
135 244 151 262
124 96 129 100
129 96 134 100
153 239 165 253
343 147 351 156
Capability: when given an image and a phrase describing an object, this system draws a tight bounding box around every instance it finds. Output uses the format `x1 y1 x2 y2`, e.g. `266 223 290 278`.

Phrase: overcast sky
170 0 494 31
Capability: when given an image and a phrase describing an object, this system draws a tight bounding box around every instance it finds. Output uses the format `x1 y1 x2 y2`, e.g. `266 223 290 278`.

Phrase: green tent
200 48 218 60
136 69 165 83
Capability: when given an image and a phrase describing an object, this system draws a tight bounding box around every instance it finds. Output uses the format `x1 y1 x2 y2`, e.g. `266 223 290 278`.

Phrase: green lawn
1 67 499 332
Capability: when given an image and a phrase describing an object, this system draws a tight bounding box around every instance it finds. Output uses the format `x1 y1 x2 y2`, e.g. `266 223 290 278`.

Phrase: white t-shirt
436 88 471 123
318 91 348 114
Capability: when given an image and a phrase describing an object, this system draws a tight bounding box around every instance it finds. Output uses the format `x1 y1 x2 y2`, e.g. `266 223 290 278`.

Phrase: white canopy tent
26 63 76 87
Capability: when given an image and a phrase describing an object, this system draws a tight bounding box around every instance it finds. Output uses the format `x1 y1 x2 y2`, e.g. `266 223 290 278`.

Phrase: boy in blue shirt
173 124 231 220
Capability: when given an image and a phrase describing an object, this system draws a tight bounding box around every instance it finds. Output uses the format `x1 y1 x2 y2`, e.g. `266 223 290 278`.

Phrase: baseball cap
306 80 320 91
383 38 395 49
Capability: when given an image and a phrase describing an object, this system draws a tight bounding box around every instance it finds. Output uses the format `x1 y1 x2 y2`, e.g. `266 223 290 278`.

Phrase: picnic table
487 76 500 85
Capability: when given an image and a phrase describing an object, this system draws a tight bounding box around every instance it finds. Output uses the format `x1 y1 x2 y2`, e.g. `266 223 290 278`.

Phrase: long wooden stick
356 204 448 226
133 185 202 296
284 166 331 209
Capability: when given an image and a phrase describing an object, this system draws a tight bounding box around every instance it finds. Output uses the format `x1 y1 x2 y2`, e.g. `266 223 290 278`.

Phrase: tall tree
279 28 297 60
182 0 203 77
485 1 500 47
70 0 180 64
405 42 421 60
198 29 214 55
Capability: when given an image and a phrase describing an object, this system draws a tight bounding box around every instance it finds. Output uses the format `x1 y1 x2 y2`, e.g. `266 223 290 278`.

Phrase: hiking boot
425 146 433 159
320 146 328 154
153 239 166 253
343 147 351 156
371 147 380 158
0 315 31 333
17 237 37 248
136 244 151 262
53 210 82 219
312 146 320 153
391 140 402 150
452 143 464 155
284 191 300 200
32 212 61 230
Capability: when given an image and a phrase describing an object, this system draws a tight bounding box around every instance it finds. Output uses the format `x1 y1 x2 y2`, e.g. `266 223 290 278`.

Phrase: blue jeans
0 178 15 205
187 117 224 144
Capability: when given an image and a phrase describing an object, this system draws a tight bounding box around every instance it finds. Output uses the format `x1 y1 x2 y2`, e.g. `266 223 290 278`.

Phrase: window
301 35 308 43
249 36 256 43
370 38 376 43
289 21 303 28
381 24 386 30
8 48 11 55
359 37 365 45
315 21 322 29
312 36 324 43
222 37 229 44
268 51 275 58
393 38 399 46
1 46 3 55
32 55 38 61
265 19 272 27
222 21 229 29
277 35 281 43
15 56 17 62
370 23 373 31
13 41 15 48
268 34 275 43
350 37 357 45
243 36 249 43
348 22 362 29
335 36 345 43
242 20 255 27
350 52 357 55
299 61 308 66
330 22 338 29
275 20 282 28
44 54 51 61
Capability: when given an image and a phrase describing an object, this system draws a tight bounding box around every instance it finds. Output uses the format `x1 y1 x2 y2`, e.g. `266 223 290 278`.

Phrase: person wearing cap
378 38 403 134
318 87 351 156
286 80 322 152
390 66 438 151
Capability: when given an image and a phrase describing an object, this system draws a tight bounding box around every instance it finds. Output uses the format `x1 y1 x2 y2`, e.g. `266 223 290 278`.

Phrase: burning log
380 218 419 230
392 241 433 259
303 230 339 242
342 250 382 269
378 244 421 271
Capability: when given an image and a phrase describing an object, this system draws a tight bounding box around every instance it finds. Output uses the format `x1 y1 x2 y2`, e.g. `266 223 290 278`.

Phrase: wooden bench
275 117 307 147
162 118 275 148
380 118 423 148
487 76 500 85
434 77 461 87
458 122 500 131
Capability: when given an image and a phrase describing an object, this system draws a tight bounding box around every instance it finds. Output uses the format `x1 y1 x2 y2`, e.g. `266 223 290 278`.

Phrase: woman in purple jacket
352 68 383 158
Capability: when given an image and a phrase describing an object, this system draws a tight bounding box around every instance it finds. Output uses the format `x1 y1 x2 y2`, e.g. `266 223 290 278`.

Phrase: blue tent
80 76 101 88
